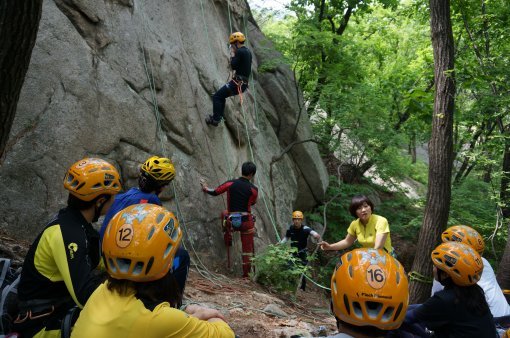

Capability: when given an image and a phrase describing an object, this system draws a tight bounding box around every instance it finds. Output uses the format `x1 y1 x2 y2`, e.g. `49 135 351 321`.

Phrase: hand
318 241 331 251
185 304 226 321
200 178 208 192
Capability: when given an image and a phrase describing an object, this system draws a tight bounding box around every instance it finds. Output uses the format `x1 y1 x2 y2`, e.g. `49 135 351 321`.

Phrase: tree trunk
0 0 43 157
496 136 510 290
409 0 456 304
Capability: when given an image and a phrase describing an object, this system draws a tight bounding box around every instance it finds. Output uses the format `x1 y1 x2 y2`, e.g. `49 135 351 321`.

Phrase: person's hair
67 194 112 210
106 271 182 309
241 161 256 177
348 195 374 218
438 270 490 316
138 172 168 194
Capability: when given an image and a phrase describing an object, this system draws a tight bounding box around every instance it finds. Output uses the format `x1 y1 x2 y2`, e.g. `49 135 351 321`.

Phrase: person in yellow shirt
71 203 235 338
319 195 394 256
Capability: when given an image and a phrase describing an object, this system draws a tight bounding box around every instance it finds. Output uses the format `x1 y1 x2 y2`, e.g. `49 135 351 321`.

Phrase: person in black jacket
206 31 252 127
13 158 122 338
201 162 258 277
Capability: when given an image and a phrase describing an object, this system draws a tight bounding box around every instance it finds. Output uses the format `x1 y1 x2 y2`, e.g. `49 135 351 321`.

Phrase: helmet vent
394 303 403 321
381 306 394 321
147 226 156 240
133 262 144 276
103 180 112 187
468 275 473 284
76 182 85 191
145 256 154 275
156 213 165 223
164 243 174 259
348 265 353 278
108 258 117 273
366 301 382 319
332 278 337 294
352 302 363 319
396 271 400 284
347 252 353 261
92 183 102 189
343 294 351 315
116 258 131 273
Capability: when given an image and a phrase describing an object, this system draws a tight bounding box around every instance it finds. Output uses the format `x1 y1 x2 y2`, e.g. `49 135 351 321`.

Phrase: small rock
263 304 288 317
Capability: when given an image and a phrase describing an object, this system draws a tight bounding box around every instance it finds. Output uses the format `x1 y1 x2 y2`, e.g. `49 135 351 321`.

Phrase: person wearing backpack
12 158 121 338
71 203 235 338
99 155 190 299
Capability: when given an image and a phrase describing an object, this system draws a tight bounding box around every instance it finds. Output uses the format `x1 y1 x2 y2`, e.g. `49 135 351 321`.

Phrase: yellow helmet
229 32 246 44
140 156 175 183
63 158 121 202
441 225 485 254
292 211 304 219
103 204 182 282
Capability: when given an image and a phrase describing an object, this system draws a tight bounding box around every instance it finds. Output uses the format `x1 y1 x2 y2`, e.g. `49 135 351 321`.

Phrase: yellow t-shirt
347 214 392 253
71 283 235 338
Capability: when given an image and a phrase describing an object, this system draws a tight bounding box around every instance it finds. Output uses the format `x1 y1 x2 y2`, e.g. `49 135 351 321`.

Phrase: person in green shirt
319 195 394 256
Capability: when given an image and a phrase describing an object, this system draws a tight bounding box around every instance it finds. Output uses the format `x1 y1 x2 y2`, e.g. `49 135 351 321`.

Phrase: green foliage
252 244 311 292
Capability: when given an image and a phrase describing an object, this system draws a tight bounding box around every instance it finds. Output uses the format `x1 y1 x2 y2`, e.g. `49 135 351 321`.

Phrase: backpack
0 258 21 338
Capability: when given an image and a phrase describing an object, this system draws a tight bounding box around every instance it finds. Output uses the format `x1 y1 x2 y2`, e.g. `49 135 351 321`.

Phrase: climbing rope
408 271 433 284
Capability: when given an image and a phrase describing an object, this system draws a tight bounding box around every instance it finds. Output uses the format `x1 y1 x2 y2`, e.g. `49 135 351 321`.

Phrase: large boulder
0 0 328 272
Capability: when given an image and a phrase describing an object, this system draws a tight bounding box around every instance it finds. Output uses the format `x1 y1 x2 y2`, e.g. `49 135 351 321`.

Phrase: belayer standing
205 32 252 127
99 156 190 299
279 211 321 291
13 158 122 338
201 162 258 277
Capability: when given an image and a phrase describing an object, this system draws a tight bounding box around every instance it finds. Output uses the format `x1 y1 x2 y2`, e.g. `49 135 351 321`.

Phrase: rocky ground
184 269 337 338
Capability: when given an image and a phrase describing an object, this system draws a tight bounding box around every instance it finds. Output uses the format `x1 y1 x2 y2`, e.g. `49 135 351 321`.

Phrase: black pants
212 79 248 121
172 247 190 295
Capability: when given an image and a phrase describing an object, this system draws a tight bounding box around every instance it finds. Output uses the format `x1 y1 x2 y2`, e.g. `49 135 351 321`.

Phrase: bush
252 244 310 292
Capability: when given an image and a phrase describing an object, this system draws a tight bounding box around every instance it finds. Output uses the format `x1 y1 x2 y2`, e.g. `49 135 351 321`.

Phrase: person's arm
319 234 356 251
201 180 233 196
42 225 102 307
249 186 258 206
279 237 289 244
310 230 321 241
374 233 388 250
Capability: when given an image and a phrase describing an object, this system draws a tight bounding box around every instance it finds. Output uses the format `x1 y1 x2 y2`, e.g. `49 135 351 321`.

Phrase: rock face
0 0 328 272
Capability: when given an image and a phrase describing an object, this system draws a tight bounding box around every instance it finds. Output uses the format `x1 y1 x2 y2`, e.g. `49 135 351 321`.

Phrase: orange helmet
63 158 122 202
331 248 409 330
441 225 485 254
229 31 246 44
103 203 182 282
292 211 304 219
140 156 175 183
431 242 483 286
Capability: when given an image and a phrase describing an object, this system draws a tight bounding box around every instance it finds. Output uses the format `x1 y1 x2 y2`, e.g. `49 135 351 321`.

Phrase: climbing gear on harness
205 115 220 127
140 156 175 184
221 210 256 271
229 32 245 44
331 248 409 330
0 258 21 336
63 158 122 202
431 242 483 286
441 225 485 254
292 211 304 219
103 204 182 282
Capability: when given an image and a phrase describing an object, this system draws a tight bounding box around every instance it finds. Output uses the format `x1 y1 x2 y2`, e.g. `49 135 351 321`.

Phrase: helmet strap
93 196 109 223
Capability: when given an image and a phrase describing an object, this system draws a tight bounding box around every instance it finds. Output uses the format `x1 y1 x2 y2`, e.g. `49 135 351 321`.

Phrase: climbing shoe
205 115 220 127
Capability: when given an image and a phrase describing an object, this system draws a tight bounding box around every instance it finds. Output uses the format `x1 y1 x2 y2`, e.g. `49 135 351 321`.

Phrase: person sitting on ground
201 161 258 278
99 155 190 297
13 158 122 338
434 225 510 319
397 242 497 338
71 203 235 338
205 32 252 127
328 248 409 338
319 195 395 256
279 210 321 291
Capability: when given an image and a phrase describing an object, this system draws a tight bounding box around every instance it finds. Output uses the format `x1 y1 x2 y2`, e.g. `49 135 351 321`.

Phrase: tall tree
0 0 43 157
409 0 456 303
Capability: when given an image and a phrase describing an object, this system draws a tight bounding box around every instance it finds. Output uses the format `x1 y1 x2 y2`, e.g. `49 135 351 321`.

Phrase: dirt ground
184 269 338 338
